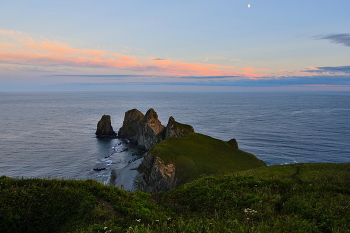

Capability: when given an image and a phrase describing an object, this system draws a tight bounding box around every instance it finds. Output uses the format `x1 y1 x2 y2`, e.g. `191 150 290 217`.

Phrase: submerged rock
95 115 117 138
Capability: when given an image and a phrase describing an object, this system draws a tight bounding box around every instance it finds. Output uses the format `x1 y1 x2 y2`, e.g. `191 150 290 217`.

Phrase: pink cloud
26 40 105 57
0 29 269 78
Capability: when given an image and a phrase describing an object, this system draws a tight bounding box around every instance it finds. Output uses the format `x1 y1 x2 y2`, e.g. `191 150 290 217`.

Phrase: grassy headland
149 132 266 186
1 163 349 232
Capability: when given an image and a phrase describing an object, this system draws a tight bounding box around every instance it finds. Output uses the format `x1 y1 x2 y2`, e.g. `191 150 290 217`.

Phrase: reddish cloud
0 29 268 78
26 40 105 57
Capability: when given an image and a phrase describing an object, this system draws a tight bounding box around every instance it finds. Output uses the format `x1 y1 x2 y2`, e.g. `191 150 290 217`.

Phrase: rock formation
114 108 267 193
118 108 165 150
137 109 166 150
165 116 194 138
227 138 239 149
95 115 117 138
117 108 196 151
136 152 176 193
118 109 145 142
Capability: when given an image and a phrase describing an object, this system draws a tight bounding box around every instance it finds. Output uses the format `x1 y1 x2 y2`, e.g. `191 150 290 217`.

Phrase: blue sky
1 0 350 91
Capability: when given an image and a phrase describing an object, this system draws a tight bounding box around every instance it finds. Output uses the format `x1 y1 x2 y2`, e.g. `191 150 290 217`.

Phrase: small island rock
95 115 117 138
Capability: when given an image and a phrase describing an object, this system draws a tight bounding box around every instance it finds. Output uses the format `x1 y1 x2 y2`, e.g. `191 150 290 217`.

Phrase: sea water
0 91 349 182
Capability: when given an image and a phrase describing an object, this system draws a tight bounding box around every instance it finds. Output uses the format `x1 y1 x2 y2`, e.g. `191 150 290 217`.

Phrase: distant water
0 91 349 181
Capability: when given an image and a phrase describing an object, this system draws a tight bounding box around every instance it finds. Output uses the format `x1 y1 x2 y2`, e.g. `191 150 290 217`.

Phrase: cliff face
137 109 165 150
116 109 197 192
117 109 144 142
165 116 194 138
136 152 176 193
95 115 117 138
118 108 165 150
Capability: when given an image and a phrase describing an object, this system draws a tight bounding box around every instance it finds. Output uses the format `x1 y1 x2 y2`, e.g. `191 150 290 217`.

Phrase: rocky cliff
165 116 194 138
117 108 192 150
118 109 145 142
95 115 117 138
118 108 165 150
136 152 176 193
115 108 265 193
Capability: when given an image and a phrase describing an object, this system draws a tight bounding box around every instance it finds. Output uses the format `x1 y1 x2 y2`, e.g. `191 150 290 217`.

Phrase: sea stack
95 115 117 138
118 108 165 150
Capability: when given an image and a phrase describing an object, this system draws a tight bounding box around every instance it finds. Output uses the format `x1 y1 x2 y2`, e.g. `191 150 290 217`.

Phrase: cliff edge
115 108 266 193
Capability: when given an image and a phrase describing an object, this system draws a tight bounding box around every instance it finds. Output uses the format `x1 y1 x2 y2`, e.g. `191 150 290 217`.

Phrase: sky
1 0 350 92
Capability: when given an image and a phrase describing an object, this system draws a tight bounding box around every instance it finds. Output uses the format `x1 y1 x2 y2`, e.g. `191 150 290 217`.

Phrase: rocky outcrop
117 108 197 192
136 152 176 193
165 116 194 138
137 109 166 150
95 115 117 138
118 109 145 142
118 108 166 150
227 138 239 149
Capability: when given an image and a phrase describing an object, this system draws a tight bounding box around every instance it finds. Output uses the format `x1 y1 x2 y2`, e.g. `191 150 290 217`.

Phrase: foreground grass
1 163 349 232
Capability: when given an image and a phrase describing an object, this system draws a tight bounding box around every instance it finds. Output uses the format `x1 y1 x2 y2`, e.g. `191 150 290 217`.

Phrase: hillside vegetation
149 132 266 186
1 163 349 232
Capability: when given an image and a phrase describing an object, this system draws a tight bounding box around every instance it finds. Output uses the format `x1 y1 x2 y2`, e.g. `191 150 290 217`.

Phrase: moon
248 4 251 8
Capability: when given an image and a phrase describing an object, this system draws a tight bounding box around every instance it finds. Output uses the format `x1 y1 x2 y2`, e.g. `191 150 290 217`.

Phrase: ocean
1 91 349 183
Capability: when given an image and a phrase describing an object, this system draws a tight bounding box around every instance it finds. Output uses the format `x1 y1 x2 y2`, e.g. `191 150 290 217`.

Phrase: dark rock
137 108 165 150
227 138 239 149
95 115 117 138
118 109 145 142
136 152 176 193
165 116 194 138
118 108 166 150
93 168 106 171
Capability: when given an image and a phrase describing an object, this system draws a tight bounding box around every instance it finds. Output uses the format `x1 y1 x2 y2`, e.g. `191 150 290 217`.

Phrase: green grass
149 133 266 186
1 163 349 232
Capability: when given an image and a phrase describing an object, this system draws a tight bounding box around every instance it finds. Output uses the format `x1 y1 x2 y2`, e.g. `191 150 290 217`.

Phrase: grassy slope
150 133 266 185
1 163 349 232
159 163 350 233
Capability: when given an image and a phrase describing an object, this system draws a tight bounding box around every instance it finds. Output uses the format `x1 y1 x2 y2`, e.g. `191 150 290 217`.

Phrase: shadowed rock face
95 115 116 138
165 116 194 138
118 108 197 150
227 138 239 149
136 152 176 193
118 108 165 150
137 108 165 150
118 109 145 142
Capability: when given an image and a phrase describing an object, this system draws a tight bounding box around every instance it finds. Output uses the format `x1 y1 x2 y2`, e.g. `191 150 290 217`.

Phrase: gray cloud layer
304 66 350 74
316 33 350 47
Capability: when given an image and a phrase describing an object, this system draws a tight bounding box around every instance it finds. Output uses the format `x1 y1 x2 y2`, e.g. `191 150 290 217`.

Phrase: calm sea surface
1 91 349 180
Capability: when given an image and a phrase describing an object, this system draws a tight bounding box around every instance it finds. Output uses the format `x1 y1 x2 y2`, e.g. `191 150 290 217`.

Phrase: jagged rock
227 138 239 149
137 109 165 150
118 109 144 142
165 116 194 138
136 152 176 193
95 115 117 138
118 108 166 150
